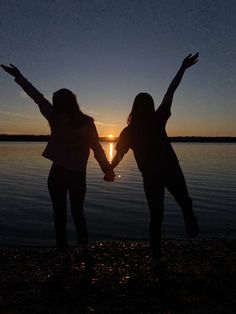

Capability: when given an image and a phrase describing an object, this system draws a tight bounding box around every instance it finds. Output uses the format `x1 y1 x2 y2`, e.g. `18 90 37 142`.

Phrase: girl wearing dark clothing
1 64 114 251
109 54 199 265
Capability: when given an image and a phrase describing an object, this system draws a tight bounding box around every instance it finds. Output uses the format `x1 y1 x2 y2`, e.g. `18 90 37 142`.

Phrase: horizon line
0 134 236 143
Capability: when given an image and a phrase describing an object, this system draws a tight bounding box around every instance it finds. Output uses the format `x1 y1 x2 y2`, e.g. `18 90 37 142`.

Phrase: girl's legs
68 173 88 246
143 176 165 259
165 163 199 237
48 164 68 248
48 164 88 248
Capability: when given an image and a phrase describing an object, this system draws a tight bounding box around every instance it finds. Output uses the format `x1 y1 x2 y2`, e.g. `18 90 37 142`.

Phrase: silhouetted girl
109 54 199 267
1 64 114 252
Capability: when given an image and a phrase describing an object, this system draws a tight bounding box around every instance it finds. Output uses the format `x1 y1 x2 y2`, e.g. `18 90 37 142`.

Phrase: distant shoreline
0 134 236 143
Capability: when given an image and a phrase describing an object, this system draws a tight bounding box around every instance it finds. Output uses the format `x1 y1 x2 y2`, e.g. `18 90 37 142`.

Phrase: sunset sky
0 0 235 137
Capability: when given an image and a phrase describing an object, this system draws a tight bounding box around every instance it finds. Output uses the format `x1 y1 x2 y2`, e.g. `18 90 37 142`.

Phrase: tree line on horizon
0 134 235 142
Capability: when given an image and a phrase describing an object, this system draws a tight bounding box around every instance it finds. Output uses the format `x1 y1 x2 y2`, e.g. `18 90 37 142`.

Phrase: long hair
51 89 90 128
127 93 155 128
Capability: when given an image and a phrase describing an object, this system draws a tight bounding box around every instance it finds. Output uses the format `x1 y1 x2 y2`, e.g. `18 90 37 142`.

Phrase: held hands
104 168 116 182
181 53 199 69
1 64 22 77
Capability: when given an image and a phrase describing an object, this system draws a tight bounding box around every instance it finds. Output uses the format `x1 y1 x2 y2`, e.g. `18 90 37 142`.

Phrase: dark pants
143 163 194 259
48 163 88 248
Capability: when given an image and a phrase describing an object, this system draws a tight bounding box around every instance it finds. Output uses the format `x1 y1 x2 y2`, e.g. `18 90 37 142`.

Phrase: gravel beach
1 240 236 313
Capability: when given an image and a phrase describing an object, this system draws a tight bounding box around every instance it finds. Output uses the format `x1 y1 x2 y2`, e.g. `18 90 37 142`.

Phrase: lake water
0 142 236 246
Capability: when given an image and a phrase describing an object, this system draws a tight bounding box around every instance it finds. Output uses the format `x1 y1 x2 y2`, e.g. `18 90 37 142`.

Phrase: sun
104 134 116 142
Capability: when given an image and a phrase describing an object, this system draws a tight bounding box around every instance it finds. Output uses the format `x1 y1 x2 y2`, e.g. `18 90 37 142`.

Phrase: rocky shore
1 240 236 313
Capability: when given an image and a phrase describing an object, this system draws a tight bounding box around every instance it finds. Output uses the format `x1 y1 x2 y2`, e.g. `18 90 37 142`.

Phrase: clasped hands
104 165 115 182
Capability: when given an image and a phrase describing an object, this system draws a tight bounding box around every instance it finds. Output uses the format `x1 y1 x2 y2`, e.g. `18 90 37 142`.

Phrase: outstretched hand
1 64 22 77
182 53 199 69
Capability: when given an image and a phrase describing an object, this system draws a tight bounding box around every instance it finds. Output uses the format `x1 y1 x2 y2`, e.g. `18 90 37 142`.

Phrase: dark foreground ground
1 240 236 314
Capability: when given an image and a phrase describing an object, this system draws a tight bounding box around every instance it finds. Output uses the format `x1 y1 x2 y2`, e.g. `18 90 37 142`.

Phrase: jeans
143 163 194 259
48 163 88 248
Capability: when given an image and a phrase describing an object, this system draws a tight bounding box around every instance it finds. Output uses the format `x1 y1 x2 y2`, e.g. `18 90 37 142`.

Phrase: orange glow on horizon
107 134 114 138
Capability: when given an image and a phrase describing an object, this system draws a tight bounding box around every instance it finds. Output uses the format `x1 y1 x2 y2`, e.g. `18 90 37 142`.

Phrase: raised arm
158 53 199 112
1 64 52 120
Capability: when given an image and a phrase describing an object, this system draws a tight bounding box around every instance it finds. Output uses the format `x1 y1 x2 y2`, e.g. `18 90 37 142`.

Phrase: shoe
184 214 199 238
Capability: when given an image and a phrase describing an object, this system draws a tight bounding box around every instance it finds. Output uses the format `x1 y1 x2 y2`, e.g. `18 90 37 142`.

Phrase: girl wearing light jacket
1 64 114 252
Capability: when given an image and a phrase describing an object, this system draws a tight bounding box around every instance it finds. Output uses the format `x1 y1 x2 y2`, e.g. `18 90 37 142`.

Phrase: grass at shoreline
1 239 236 313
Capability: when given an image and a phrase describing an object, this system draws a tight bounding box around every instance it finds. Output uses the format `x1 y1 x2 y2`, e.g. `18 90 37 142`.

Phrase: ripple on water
0 142 236 245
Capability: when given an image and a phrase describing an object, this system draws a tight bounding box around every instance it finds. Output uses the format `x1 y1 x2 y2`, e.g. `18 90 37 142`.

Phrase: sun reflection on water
109 142 114 162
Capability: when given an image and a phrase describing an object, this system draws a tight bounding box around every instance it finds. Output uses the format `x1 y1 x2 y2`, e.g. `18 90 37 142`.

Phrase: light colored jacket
15 76 110 173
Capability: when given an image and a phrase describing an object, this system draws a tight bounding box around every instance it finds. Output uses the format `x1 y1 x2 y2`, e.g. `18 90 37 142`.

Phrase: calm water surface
0 142 235 246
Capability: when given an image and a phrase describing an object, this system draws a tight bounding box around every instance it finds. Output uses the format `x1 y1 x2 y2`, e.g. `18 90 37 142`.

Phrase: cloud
0 110 34 119
0 130 25 135
19 90 29 99
80 106 101 116
86 110 101 115
95 121 118 127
